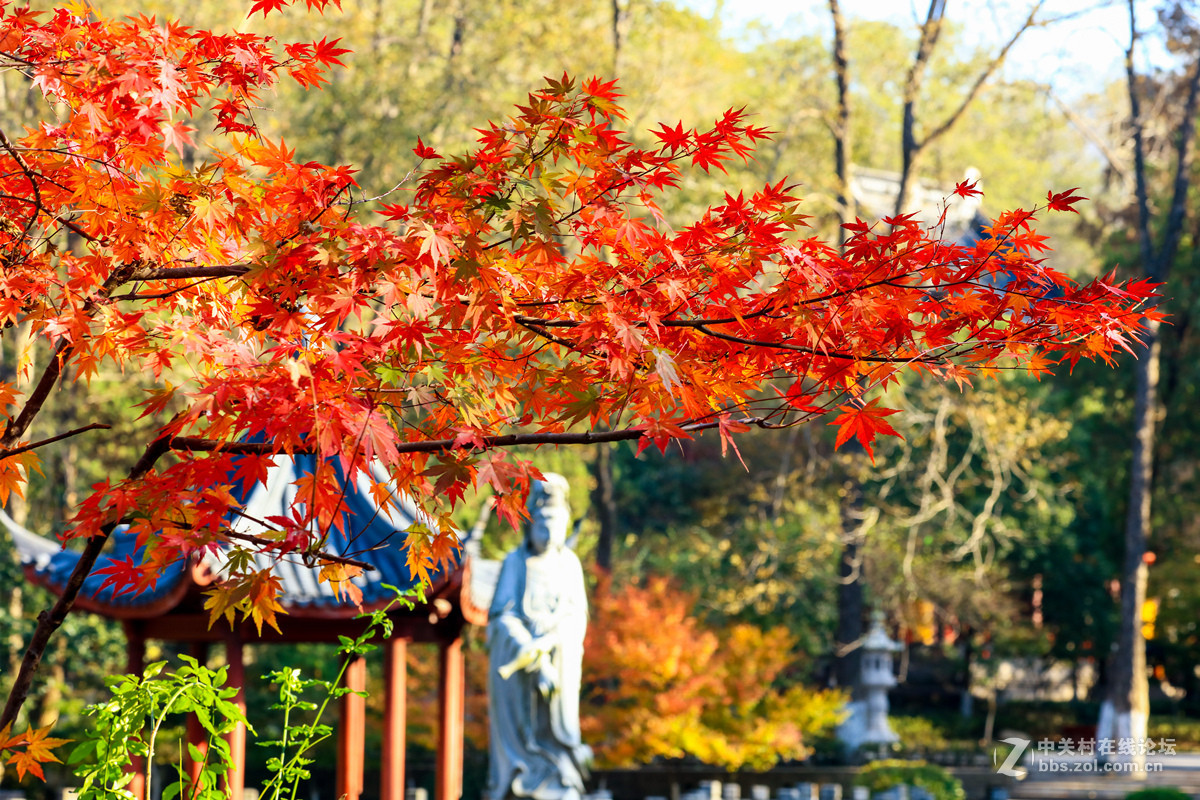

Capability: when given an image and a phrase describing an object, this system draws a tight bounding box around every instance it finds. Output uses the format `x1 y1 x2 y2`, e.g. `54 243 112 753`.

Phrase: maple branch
165 419 785 458
0 422 111 460
0 192 99 244
1 339 72 449
0 434 175 732
1 264 135 448
516 239 961 332
513 317 579 348
0 134 103 245
132 265 251 281
511 310 935 364
110 275 237 302
218 524 377 572
692 324 935 363
0 125 44 241
338 163 423 206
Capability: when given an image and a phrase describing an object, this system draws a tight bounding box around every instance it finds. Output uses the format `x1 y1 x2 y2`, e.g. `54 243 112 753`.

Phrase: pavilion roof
3 453 460 621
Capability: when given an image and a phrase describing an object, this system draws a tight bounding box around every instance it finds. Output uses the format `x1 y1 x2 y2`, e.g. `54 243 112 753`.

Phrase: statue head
526 473 571 555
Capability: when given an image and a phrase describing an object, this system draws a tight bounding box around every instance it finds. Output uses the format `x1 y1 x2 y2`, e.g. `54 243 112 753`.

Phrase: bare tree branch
0 434 175 731
0 422 111 460
894 0 1047 217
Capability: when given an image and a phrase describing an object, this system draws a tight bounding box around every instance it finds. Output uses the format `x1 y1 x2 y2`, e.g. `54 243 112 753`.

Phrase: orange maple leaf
318 562 364 608
4 724 70 782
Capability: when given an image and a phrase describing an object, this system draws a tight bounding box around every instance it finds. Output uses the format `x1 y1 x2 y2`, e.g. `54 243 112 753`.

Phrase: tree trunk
1105 320 1159 770
1102 2 1200 766
894 0 945 218
590 442 617 572
611 0 631 78
834 475 865 697
827 0 864 700
828 0 852 251
893 0 1043 218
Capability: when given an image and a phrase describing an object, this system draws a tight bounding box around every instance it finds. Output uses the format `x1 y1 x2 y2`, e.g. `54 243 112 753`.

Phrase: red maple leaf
248 0 289 17
312 37 351 67
828 399 902 464
1046 187 1087 214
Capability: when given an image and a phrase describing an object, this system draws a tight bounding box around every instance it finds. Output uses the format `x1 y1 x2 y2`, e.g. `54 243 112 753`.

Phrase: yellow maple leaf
403 526 434 587
203 583 246 630
318 562 364 608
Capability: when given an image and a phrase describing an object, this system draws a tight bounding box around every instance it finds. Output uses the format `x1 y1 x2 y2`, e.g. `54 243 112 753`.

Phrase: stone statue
486 473 591 800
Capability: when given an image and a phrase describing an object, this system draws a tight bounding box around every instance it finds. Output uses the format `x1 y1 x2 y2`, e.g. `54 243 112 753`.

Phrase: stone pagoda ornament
836 610 903 752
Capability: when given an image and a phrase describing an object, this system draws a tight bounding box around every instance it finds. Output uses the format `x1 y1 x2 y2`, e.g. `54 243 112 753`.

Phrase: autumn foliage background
0 0 1196 786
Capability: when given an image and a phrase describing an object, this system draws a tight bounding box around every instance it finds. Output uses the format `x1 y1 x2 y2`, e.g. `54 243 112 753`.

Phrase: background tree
1099 0 1200 762
581 575 845 770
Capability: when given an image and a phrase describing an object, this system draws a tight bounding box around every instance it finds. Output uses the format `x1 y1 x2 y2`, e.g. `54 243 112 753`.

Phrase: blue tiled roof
231 453 456 608
3 454 459 614
2 508 192 610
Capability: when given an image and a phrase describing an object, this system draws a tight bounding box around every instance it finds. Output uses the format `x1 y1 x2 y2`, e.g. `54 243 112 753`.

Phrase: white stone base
836 700 899 751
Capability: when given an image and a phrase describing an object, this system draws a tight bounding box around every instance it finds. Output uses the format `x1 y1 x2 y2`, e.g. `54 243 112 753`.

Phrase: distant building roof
849 164 987 245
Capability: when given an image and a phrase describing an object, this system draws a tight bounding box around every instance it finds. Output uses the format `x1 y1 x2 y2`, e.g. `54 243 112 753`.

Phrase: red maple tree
582 576 845 770
0 0 1159 768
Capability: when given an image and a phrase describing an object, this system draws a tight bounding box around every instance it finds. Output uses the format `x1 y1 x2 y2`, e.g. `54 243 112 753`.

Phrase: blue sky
679 0 1169 94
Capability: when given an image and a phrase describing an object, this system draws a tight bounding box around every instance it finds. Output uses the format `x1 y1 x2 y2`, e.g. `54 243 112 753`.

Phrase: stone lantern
836 611 903 751
860 611 902 745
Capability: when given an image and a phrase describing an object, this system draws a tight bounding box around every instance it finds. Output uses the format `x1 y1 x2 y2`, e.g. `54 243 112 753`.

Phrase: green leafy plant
69 590 415 800
71 655 247 800
257 595 409 800
855 759 965 800
1123 789 1192 800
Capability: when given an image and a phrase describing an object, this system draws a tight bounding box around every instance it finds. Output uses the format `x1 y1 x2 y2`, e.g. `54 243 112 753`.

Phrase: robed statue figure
486 473 591 800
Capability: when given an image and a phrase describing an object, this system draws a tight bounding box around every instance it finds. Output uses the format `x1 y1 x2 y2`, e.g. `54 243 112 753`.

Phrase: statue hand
498 645 540 680
498 638 551 680
536 663 557 699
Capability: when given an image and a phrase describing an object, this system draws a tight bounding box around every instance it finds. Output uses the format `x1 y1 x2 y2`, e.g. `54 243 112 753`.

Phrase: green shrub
889 717 949 751
1146 719 1200 751
1123 789 1191 800
855 759 965 800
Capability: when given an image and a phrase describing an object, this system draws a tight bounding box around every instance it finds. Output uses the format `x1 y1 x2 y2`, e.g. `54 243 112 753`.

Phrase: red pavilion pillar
224 635 246 800
435 634 465 800
337 654 367 800
382 638 407 800
124 622 146 800
185 642 210 786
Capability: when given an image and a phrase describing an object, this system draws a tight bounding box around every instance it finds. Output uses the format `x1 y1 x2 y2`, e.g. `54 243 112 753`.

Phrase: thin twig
0 422 111 460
